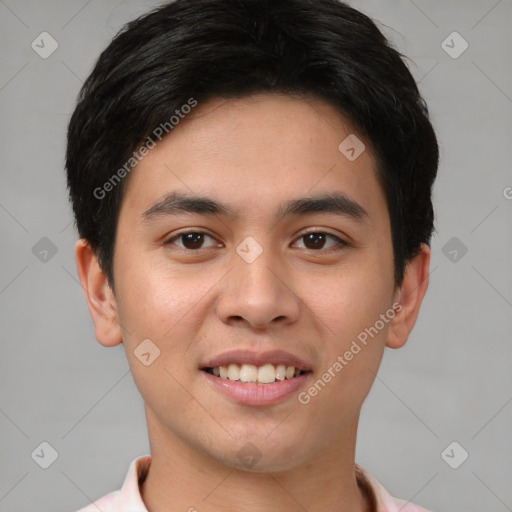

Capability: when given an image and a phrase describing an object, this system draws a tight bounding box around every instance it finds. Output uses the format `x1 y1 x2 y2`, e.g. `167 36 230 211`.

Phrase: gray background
1 0 511 511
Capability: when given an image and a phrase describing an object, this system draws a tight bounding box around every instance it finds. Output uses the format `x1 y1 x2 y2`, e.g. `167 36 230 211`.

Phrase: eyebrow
141 191 369 224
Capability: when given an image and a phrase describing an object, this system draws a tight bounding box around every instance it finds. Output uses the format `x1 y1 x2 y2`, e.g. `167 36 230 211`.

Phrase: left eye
292 232 345 251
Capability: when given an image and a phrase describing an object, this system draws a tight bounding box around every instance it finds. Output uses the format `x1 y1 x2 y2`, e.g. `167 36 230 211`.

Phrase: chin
213 438 309 473
228 454 303 473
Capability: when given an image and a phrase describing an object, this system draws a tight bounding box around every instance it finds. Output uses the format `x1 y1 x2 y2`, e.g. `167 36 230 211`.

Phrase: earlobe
386 244 431 349
74 239 123 347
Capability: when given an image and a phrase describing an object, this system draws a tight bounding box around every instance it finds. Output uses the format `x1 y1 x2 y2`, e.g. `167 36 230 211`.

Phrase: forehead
120 93 386 225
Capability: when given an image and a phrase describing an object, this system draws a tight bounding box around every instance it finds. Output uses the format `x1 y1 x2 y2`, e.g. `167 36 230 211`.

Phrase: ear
386 243 431 349
74 238 123 347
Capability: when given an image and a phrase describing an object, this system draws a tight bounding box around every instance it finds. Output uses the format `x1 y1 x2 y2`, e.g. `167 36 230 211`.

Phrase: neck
140 408 370 512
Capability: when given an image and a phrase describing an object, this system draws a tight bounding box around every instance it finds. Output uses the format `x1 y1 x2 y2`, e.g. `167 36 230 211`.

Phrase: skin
75 93 430 512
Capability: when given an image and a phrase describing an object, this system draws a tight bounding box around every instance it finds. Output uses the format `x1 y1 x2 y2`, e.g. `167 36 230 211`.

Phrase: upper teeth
211 363 300 384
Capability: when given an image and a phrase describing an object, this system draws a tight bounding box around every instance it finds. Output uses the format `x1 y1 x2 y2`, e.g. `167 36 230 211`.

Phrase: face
110 93 398 471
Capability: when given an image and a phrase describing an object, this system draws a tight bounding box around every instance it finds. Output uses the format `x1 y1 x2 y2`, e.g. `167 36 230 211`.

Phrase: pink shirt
75 455 432 512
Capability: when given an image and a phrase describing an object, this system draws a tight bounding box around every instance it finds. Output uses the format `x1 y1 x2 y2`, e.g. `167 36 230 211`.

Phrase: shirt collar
117 455 151 511
355 464 429 512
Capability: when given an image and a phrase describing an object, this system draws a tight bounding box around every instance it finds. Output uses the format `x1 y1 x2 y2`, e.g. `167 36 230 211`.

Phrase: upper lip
200 349 312 372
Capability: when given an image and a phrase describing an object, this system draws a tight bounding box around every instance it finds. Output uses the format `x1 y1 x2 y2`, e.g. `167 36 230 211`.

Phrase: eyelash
163 229 348 253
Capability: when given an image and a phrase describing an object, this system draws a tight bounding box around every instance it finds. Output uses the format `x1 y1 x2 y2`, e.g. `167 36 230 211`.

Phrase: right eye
164 231 222 251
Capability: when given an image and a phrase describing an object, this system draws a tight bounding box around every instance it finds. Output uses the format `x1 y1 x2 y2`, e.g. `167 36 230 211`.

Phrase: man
66 0 439 510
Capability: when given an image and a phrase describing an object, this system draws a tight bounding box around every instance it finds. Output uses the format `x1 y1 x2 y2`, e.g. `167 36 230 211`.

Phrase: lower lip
200 370 310 406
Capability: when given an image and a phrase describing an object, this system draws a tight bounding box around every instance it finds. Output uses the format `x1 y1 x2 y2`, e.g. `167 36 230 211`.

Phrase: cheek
299 279 391 420
114 256 217 384
305 262 394 342
115 265 203 409
304 262 394 411
115 251 199 334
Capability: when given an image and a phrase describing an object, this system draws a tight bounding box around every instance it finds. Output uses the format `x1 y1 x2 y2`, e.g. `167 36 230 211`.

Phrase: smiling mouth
202 363 310 385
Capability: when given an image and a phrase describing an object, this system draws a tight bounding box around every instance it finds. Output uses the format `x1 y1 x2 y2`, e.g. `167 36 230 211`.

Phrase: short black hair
66 0 439 289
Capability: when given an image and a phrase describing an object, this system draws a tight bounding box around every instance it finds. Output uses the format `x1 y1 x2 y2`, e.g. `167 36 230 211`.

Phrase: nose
216 247 301 330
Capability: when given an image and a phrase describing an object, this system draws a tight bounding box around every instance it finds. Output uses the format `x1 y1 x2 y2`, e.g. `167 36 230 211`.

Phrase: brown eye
293 232 345 251
166 232 219 250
